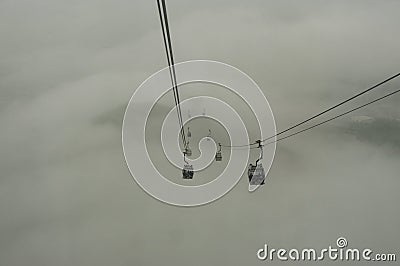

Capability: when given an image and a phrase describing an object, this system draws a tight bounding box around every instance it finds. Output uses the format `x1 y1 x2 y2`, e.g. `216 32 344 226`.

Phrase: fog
1 1 399 265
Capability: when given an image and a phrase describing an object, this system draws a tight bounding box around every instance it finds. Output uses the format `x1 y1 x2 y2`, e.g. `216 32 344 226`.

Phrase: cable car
248 140 265 185
182 149 194 179
187 127 191 138
215 143 222 161
249 163 265 185
182 164 194 179
215 151 222 161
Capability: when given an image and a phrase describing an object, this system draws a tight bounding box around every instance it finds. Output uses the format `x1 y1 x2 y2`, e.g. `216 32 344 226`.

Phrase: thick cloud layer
1 1 399 265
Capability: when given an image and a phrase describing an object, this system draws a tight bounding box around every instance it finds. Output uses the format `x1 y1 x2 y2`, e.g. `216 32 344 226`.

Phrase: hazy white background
1 1 399 265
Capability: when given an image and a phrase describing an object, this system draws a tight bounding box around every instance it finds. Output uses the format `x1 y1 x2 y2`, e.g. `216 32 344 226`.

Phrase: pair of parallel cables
156 0 187 149
221 73 400 149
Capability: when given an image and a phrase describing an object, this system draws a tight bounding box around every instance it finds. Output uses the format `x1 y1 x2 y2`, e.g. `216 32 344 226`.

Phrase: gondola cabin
249 163 265 185
215 151 222 161
182 164 194 179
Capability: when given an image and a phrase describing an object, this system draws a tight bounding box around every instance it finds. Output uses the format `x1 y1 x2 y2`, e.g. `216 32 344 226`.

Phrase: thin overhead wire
156 0 186 147
220 143 257 148
221 72 400 148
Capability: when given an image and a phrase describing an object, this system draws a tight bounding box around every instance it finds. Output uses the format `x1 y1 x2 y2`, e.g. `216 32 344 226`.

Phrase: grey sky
1 1 399 265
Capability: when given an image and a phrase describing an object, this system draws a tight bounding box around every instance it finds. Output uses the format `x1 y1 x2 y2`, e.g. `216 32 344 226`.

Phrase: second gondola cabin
249 163 265 185
215 151 222 161
182 164 194 179
185 147 192 157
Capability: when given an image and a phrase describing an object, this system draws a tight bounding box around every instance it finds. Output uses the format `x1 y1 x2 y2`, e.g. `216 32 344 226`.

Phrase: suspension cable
221 73 400 148
156 0 186 147
249 88 400 148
